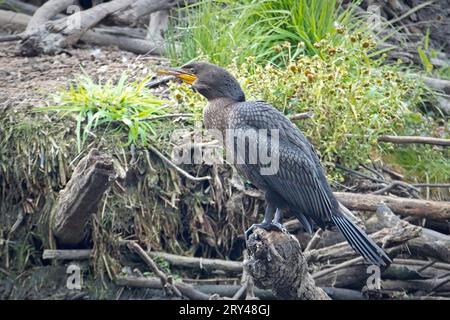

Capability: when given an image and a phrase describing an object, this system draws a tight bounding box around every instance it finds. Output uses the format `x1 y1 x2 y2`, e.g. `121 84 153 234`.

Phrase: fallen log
116 276 276 299
42 247 246 273
365 203 450 263
23 0 75 34
307 219 421 264
81 29 164 55
116 276 211 300
289 112 313 121
394 259 450 272
241 189 450 220
313 264 368 289
436 96 450 115
244 228 330 300
127 242 182 297
190 284 273 299
1 0 41 16
147 251 243 273
322 287 365 300
421 76 450 94
107 0 188 26
378 135 450 146
334 192 450 220
0 9 30 29
52 149 115 247
17 0 135 56
42 249 91 260
382 278 450 293
0 9 163 55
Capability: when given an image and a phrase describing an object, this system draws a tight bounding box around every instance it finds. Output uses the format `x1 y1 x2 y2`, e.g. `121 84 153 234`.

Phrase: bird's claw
245 221 287 240
270 221 288 234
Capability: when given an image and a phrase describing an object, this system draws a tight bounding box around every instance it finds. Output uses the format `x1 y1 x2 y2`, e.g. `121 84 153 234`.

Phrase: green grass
166 0 252 66
166 0 364 67
238 0 359 63
36 72 168 151
385 146 450 185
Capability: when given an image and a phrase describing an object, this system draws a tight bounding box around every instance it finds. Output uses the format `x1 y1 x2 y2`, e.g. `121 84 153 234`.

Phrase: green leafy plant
167 0 364 66
37 73 168 151
166 0 253 66
385 145 450 185
417 47 433 74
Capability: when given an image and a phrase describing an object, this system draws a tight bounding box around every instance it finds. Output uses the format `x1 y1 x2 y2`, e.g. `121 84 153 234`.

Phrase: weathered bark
241 189 450 220
408 230 450 264
116 276 211 300
314 264 369 288
436 96 450 115
244 228 330 300
81 29 164 55
42 249 91 260
0 9 162 54
382 278 450 293
108 0 183 26
18 0 134 56
0 9 30 30
365 203 450 263
307 220 421 264
145 9 169 52
334 192 450 220
421 76 450 95
378 135 450 146
146 9 169 41
148 251 243 273
23 0 75 33
322 287 365 300
1 0 41 16
190 284 273 299
289 112 313 121
53 149 115 247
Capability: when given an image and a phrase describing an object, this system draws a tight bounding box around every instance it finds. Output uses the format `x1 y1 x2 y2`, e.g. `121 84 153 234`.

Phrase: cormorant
158 62 391 266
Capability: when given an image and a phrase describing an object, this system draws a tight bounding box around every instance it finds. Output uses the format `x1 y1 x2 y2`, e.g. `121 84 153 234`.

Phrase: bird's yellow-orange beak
157 67 197 85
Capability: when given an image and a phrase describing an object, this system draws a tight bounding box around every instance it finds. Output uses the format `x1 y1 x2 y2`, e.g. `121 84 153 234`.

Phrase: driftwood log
107 0 187 26
18 0 135 56
244 228 330 300
0 0 43 16
0 9 30 30
116 276 211 300
244 189 450 220
378 135 450 146
42 249 92 260
365 203 450 263
52 149 115 247
307 219 421 264
0 0 172 55
147 251 243 273
334 192 450 220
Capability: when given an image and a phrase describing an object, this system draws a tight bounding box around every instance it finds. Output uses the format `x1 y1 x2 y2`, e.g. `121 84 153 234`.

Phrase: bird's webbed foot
270 208 287 233
245 218 287 240
245 207 287 239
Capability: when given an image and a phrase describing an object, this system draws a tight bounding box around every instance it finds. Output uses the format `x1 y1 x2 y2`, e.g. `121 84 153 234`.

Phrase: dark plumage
159 61 391 266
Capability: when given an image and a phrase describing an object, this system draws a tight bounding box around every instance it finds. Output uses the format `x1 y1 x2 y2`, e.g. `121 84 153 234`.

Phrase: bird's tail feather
331 214 391 267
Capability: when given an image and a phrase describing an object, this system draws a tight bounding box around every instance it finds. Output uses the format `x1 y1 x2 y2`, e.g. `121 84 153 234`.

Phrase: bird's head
157 61 245 102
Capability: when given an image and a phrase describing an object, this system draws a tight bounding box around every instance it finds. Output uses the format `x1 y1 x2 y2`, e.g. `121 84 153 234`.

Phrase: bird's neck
203 97 237 133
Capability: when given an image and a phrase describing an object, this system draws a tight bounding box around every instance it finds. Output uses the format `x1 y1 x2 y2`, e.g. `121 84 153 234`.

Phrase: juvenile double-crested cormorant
159 62 391 266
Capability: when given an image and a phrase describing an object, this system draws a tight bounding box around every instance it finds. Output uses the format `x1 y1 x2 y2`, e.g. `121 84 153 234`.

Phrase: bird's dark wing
228 101 392 266
228 101 340 227
267 143 338 227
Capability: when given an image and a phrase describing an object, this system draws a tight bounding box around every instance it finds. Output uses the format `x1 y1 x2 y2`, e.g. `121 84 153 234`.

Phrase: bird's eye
187 67 196 74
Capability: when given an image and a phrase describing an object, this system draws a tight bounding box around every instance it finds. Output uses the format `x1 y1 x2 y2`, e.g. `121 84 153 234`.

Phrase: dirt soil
0 43 167 112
